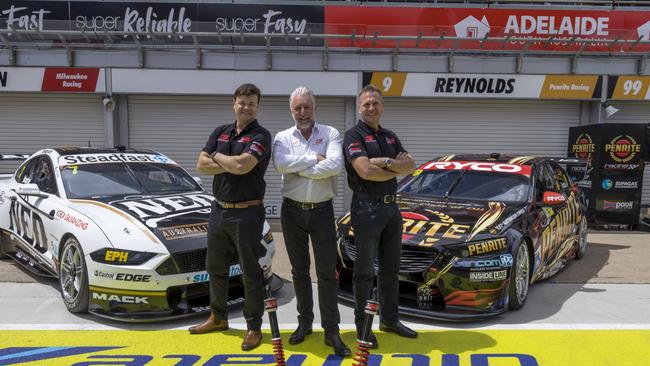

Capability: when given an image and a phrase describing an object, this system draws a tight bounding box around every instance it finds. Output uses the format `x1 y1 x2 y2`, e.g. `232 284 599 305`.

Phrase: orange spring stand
264 296 285 366
353 298 378 366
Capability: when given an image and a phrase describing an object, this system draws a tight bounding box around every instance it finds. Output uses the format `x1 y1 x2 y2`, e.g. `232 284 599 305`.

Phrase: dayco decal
605 135 641 163
421 161 529 174
60 153 171 165
572 133 595 159
467 238 508 256
434 77 515 94
116 193 214 219
470 269 508 282
92 292 149 304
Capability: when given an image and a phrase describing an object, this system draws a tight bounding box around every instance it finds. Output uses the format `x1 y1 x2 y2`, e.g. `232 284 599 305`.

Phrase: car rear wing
0 154 31 161
0 154 30 175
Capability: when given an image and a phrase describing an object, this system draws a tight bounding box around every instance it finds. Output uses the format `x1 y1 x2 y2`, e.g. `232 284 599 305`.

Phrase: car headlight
90 248 156 265
442 237 508 258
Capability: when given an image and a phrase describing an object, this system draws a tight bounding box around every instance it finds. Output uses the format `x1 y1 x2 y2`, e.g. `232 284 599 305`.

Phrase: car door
534 161 564 270
10 155 65 270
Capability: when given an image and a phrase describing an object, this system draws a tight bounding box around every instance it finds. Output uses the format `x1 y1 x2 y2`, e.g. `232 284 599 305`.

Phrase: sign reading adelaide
0 1 323 46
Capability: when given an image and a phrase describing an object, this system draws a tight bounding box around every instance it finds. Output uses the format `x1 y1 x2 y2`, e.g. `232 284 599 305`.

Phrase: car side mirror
542 191 566 206
14 183 48 198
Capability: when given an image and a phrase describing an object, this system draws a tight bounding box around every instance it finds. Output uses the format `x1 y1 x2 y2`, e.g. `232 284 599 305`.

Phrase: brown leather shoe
241 330 263 351
188 313 228 334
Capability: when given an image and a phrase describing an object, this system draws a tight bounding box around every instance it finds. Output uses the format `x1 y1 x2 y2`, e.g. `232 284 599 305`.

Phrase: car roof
52 146 159 156
430 154 545 166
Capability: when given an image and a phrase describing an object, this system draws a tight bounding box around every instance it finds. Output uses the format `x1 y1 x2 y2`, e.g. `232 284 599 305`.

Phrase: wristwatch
385 158 392 169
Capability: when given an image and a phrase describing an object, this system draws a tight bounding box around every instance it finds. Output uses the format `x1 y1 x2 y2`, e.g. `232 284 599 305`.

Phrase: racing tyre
59 237 89 313
508 240 530 311
576 217 588 259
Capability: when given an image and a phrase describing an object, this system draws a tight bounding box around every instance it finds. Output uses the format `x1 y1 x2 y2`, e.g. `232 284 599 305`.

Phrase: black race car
336 154 588 321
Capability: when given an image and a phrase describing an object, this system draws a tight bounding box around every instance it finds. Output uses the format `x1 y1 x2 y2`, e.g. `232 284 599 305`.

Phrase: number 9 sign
367 72 407 96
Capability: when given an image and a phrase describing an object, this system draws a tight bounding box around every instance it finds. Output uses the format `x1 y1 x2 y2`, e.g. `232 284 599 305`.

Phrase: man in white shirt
273 86 350 356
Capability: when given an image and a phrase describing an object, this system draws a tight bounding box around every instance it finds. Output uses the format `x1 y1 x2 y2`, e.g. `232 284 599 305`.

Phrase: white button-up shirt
273 123 343 203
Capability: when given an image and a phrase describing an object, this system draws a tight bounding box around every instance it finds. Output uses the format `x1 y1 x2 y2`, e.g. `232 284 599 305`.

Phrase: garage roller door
0 94 104 174
128 95 347 217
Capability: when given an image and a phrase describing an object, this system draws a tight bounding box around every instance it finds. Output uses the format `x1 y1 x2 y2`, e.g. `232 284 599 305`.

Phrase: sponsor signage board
363 72 602 99
0 67 104 92
567 123 647 225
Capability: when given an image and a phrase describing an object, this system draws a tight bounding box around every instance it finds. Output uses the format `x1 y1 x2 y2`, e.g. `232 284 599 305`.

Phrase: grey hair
290 86 316 108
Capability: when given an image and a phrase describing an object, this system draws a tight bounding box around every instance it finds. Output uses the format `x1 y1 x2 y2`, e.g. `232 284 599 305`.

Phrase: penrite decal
572 133 595 159
605 135 641 163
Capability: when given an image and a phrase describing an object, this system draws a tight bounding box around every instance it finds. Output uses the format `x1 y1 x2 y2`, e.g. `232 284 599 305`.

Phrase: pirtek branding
435 77 515 94
605 135 641 163
467 238 507 256
92 292 149 304
572 133 595 159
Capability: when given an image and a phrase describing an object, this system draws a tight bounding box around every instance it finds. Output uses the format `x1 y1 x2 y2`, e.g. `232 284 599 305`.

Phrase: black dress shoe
379 321 418 338
324 333 351 357
356 330 378 349
288 323 312 345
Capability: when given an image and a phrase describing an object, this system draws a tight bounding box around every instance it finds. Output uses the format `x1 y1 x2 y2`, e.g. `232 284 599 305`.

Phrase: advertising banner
0 67 104 92
325 6 650 52
363 72 602 99
567 123 648 225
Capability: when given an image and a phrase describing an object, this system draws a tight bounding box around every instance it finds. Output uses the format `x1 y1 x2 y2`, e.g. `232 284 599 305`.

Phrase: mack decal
92 292 149 304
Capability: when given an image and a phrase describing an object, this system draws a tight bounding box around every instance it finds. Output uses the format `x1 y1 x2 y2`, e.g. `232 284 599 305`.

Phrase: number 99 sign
612 76 650 100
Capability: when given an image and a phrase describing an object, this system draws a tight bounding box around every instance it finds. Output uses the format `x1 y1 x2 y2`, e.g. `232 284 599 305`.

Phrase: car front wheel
508 240 530 310
59 237 89 313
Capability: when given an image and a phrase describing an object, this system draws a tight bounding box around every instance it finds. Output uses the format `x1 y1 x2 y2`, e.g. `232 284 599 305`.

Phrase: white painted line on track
2 323 650 331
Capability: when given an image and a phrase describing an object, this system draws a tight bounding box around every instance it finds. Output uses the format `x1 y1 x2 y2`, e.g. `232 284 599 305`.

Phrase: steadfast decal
59 153 173 166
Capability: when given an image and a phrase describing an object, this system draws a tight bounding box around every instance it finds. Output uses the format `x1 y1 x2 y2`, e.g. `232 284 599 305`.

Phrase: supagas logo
605 135 641 163
572 133 595 159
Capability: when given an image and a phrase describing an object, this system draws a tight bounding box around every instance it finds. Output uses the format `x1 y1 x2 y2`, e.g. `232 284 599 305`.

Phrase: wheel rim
60 242 83 303
515 244 530 303
579 218 588 253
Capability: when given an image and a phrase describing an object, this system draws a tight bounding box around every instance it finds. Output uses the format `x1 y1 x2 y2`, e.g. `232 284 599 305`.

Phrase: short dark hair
234 83 261 103
359 84 383 98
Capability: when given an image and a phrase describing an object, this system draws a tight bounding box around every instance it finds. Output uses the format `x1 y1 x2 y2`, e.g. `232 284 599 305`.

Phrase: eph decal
605 135 641 163
572 133 595 159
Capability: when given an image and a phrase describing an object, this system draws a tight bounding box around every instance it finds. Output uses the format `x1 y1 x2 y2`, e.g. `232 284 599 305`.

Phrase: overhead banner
0 1 323 46
363 72 602 99
608 75 650 100
0 67 104 92
325 7 650 52
567 123 648 226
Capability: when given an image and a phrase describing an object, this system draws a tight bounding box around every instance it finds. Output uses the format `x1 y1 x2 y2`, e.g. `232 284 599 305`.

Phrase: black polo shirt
343 120 406 195
202 119 272 202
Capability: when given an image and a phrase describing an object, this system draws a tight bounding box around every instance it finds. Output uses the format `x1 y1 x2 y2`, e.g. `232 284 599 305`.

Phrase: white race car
0 147 281 321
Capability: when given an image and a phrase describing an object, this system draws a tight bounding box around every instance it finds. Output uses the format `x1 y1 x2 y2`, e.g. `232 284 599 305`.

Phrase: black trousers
350 197 402 329
281 200 341 333
206 201 266 331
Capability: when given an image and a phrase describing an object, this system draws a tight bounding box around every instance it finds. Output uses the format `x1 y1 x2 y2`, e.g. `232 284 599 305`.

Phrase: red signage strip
41 68 100 92
324 6 650 53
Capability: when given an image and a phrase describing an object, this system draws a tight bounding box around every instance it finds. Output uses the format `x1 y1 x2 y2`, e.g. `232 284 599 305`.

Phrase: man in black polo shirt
343 85 418 348
188 83 271 352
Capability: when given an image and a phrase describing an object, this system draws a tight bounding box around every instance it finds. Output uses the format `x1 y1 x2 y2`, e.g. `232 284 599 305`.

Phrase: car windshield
60 162 202 199
398 169 531 203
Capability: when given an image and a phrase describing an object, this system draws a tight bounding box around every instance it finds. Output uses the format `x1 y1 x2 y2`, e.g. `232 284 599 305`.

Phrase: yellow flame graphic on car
467 201 505 242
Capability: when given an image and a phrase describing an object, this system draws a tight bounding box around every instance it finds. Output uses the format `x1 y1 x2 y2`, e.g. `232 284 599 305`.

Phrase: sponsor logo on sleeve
249 141 265 155
217 133 230 142
347 141 362 155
